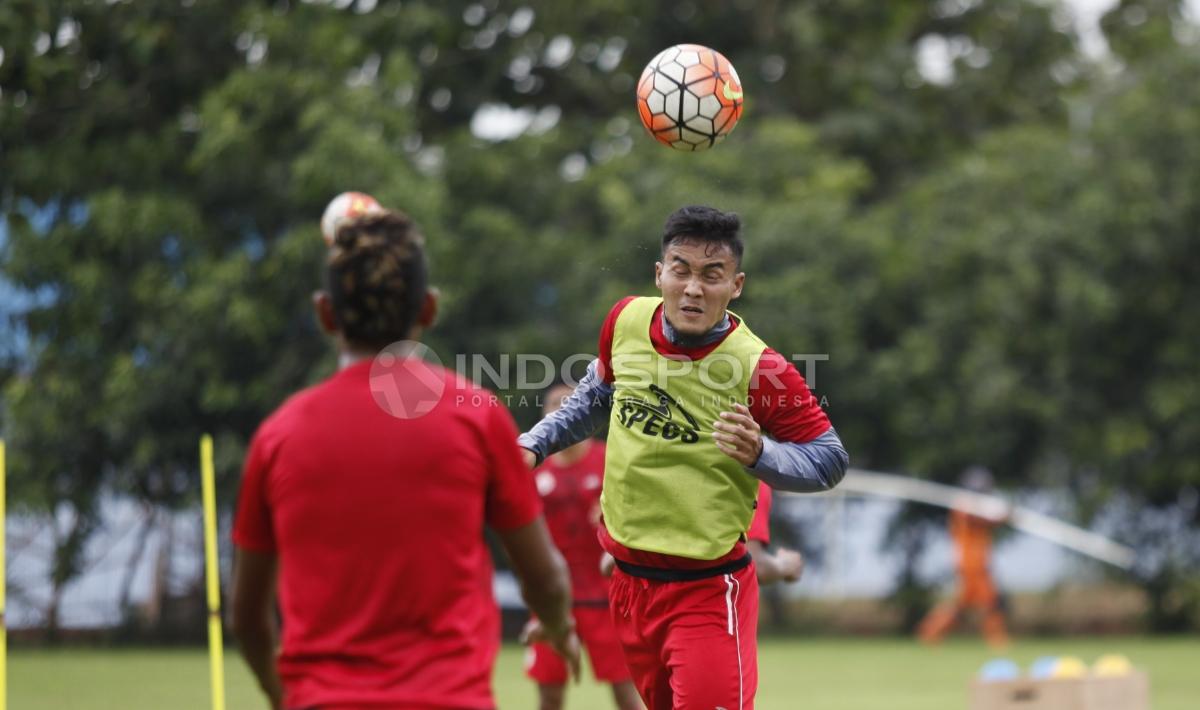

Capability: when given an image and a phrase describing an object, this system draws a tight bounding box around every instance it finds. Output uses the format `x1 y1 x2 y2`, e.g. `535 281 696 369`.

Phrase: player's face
655 240 744 336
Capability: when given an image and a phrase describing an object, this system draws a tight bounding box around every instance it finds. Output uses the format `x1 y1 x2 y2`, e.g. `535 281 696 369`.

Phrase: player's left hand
713 402 763 467
775 547 805 583
519 617 544 645
520 617 582 681
520 618 549 647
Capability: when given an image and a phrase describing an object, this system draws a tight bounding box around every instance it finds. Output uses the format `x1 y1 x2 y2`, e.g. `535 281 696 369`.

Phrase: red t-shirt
233 359 540 710
533 441 609 604
597 297 827 567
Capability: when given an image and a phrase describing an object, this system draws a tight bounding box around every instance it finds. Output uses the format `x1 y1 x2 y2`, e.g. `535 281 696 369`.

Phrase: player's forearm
750 427 848 492
521 563 573 635
499 520 574 635
231 549 284 709
234 617 283 708
517 359 613 463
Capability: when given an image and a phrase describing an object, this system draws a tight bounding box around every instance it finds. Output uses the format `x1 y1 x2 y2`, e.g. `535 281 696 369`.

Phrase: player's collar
660 310 731 349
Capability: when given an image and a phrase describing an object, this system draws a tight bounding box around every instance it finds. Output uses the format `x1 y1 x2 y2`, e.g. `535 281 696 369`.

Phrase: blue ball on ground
979 658 1021 682
1030 656 1060 679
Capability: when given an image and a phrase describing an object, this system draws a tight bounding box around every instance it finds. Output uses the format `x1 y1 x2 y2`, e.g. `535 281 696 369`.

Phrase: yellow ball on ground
1051 656 1089 679
1092 654 1133 677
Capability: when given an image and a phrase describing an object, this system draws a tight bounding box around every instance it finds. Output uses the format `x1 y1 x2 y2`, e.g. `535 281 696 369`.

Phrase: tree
827 42 1200 626
2 0 1196 634
0 0 437 631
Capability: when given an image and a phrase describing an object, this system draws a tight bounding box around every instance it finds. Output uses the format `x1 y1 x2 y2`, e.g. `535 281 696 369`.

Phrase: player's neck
337 342 384 370
338 350 371 369
337 331 425 370
336 327 425 370
661 310 731 348
551 439 593 466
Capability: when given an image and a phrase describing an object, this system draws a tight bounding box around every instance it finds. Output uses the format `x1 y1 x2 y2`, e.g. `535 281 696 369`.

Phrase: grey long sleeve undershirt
517 352 848 493
518 359 615 462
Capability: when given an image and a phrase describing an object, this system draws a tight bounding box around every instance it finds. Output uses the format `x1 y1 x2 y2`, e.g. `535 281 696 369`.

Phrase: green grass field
9 637 1198 709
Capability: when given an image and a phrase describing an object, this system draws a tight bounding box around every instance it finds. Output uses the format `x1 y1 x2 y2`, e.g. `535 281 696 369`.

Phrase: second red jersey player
534 438 608 609
525 384 642 710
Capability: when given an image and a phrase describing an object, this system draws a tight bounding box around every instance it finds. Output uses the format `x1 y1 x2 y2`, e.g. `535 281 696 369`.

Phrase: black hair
661 205 743 267
326 210 428 350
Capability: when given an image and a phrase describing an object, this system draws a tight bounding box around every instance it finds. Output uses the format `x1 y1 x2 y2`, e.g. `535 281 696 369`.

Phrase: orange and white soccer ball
320 191 383 246
636 44 744 151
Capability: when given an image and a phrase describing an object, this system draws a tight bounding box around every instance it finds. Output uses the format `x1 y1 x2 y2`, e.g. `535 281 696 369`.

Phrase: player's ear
655 261 664 289
313 290 338 335
417 286 439 329
731 271 745 300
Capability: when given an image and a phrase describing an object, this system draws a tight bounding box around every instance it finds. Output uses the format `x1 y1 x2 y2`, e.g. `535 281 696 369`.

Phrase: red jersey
533 441 609 604
233 359 540 710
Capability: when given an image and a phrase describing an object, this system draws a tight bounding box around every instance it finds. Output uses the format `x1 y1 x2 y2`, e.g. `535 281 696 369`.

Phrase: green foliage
1 0 1197 629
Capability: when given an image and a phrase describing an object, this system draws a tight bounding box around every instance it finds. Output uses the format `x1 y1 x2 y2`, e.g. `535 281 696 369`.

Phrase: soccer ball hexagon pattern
636 44 744 151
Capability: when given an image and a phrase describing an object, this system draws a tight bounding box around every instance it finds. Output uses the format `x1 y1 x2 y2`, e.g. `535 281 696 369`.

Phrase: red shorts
608 562 758 710
526 605 632 685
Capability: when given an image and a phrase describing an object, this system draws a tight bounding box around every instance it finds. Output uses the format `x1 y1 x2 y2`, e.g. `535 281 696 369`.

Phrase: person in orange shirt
917 466 1010 649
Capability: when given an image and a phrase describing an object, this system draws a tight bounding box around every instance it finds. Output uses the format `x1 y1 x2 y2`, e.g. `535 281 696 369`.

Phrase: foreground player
231 211 578 710
519 205 848 709
917 466 1010 649
524 383 642 710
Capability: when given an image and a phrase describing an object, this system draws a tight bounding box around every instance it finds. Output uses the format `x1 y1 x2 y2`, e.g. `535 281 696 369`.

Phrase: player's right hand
520 447 537 469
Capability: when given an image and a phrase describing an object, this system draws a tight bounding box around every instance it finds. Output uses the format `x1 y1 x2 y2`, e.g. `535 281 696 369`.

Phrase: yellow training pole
200 435 226 710
1 439 7 710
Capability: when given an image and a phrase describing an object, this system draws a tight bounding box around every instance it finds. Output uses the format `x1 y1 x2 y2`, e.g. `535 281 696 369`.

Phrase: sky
1071 0 1124 56
1064 0 1200 54
966 0 1200 59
